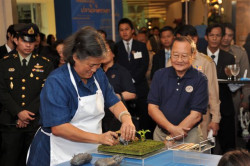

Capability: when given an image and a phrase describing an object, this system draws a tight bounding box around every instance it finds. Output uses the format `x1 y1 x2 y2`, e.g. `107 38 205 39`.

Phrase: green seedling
137 129 151 141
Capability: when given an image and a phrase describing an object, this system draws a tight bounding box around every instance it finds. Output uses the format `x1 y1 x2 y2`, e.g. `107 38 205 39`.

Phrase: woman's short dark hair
106 40 115 54
175 25 198 37
63 26 107 66
218 149 250 166
52 39 64 49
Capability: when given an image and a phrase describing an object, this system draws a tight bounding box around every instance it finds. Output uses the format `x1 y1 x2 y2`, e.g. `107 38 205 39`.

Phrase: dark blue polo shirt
105 63 136 94
148 66 208 125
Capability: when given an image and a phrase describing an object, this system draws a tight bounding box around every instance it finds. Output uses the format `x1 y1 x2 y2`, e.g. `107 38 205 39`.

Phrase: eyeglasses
171 54 191 61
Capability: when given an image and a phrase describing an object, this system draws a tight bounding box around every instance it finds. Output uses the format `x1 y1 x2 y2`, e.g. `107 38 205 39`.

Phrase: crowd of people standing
0 18 249 166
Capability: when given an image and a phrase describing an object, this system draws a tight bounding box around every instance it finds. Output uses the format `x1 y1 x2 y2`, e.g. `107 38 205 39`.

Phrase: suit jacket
150 49 166 79
201 48 235 117
0 44 8 59
114 40 149 98
0 50 54 131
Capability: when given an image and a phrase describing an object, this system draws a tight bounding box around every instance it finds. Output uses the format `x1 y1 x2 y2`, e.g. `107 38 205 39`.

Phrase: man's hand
208 122 219 136
241 102 249 110
16 119 27 128
169 125 190 140
17 110 35 123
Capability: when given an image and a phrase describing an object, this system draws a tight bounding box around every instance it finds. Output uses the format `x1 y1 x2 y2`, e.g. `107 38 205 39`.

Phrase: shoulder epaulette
3 54 18 60
232 45 245 51
240 46 245 51
3 55 9 59
199 53 213 62
204 55 213 62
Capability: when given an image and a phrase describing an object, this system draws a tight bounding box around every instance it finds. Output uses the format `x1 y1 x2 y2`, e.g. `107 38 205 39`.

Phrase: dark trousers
0 131 36 166
217 115 236 154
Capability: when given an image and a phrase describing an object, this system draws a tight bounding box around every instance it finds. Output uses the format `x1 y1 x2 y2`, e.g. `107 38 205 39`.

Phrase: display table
59 149 221 166
218 79 250 84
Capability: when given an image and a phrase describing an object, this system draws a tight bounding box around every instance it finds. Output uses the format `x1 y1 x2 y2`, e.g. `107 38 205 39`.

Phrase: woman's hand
120 118 136 141
99 131 119 146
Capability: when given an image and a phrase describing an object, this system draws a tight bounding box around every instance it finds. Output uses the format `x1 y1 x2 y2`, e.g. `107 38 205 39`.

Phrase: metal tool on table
119 136 129 146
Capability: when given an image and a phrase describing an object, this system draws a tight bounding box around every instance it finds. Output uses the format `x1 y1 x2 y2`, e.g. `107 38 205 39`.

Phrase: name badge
134 52 142 59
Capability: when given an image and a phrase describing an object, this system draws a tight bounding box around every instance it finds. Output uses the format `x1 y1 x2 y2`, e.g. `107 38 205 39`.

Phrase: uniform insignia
13 54 18 58
30 72 34 77
8 68 15 72
111 74 116 78
10 77 13 80
193 65 202 71
185 85 193 93
42 56 50 62
10 82 13 89
3 55 9 59
36 77 39 80
28 27 34 34
34 63 43 69
32 68 44 72
33 55 36 58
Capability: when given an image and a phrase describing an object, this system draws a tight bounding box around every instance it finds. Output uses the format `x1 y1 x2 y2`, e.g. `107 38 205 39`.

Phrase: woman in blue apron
27 27 136 166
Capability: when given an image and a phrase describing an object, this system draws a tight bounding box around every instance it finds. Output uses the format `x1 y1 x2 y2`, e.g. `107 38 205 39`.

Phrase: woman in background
102 40 136 132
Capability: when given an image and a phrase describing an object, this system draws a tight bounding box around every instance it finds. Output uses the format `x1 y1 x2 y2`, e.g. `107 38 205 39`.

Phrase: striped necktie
127 42 131 60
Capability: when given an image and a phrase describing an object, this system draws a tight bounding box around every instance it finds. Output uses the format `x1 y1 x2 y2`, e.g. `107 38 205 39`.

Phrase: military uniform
0 51 53 130
0 23 54 166
167 52 221 140
228 45 250 147
228 45 250 109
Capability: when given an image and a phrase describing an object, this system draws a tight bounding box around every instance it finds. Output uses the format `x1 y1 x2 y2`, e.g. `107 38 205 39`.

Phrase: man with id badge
115 18 155 138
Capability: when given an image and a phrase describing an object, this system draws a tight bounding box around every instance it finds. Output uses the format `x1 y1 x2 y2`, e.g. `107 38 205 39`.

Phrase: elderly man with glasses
148 36 208 143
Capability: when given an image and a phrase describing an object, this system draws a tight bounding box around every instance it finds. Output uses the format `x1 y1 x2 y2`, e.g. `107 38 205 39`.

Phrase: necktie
126 42 130 60
165 51 170 65
22 59 27 67
211 55 215 60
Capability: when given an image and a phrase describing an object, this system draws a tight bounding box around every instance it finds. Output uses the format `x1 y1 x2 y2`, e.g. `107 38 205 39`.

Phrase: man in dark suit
201 24 235 154
114 18 154 137
0 23 54 166
0 25 16 59
150 26 175 79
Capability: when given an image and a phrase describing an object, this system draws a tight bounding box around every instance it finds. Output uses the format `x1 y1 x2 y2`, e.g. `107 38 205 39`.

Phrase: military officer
167 25 221 140
0 23 54 166
220 23 250 112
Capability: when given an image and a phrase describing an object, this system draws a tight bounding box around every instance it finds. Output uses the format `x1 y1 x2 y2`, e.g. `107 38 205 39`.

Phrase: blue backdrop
54 0 122 41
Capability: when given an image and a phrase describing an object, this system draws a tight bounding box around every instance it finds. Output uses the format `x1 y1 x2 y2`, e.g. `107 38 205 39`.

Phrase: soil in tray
98 139 165 156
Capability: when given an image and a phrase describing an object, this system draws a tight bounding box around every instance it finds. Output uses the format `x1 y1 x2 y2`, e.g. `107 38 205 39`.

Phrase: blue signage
70 0 122 40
